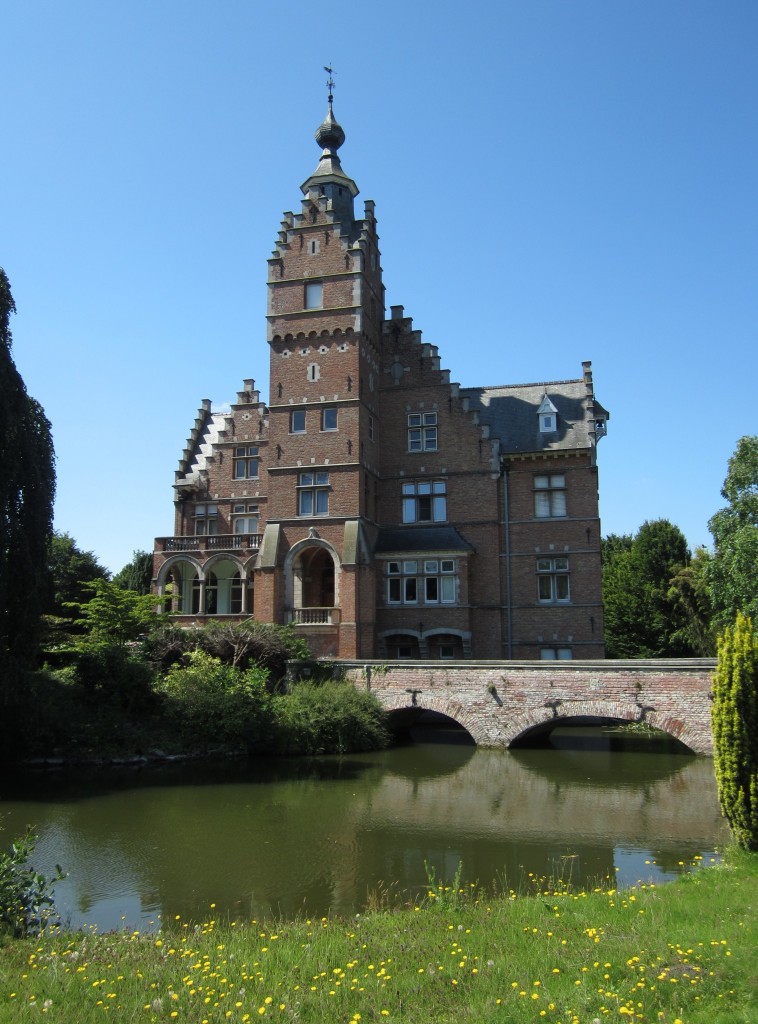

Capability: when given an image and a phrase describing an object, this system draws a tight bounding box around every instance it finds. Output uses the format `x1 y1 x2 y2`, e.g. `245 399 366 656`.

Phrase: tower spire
301 66 357 201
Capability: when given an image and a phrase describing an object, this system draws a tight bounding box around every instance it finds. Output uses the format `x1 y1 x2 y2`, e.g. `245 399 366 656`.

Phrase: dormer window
537 394 558 433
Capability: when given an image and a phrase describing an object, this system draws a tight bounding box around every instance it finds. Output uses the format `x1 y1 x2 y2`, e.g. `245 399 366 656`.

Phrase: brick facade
153 98 610 661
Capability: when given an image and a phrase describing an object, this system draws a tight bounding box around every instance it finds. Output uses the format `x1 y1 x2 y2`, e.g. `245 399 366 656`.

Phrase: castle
152 92 609 660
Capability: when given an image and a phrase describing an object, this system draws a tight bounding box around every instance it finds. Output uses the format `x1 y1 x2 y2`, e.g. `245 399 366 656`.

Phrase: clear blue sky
3 0 756 573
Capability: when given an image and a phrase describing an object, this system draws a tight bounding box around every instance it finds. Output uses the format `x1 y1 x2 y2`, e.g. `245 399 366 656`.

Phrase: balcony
289 607 339 626
156 534 263 554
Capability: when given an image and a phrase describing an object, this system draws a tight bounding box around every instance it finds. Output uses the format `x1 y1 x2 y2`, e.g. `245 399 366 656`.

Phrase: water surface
0 730 727 932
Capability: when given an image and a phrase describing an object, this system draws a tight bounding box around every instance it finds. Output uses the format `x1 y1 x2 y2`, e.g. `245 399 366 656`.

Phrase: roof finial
324 65 335 108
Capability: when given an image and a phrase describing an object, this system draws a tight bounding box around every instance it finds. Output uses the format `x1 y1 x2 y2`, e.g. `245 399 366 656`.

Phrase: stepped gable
173 403 228 495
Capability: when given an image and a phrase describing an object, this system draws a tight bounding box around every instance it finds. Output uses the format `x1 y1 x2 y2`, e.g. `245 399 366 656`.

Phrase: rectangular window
193 503 218 536
536 557 570 603
402 480 447 523
321 407 338 431
233 445 259 480
290 409 306 433
384 558 456 606
540 648 573 660
233 503 259 535
304 281 322 309
368 415 374 441
297 471 329 516
408 411 438 452
534 474 567 518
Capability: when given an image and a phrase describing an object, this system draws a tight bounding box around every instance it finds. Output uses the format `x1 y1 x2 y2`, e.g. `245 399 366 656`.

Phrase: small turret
301 70 358 225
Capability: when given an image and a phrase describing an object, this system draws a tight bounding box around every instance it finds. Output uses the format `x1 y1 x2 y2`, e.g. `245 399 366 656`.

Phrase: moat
1 725 727 932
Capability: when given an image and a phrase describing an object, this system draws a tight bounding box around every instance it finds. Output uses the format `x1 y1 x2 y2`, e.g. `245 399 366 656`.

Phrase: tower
261 89 383 656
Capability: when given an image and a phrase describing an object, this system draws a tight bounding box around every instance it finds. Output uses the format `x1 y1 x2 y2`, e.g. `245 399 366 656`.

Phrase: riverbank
1 849 755 1024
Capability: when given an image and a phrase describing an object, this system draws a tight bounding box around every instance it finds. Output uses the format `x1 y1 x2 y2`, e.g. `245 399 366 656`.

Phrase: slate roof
374 526 475 556
460 378 605 456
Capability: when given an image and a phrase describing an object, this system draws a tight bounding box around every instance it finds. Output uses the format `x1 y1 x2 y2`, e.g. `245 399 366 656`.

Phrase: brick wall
336 659 716 755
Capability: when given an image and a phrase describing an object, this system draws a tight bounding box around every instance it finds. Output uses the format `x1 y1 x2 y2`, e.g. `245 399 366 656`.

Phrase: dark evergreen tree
112 550 154 595
47 531 109 617
0 268 56 704
602 519 693 658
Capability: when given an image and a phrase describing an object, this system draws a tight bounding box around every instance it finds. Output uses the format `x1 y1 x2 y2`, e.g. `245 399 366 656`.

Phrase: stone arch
155 555 201 615
283 536 341 615
379 690 484 745
503 700 701 753
378 629 421 659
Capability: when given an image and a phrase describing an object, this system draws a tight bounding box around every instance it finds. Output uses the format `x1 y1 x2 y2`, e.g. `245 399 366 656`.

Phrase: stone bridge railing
330 659 717 755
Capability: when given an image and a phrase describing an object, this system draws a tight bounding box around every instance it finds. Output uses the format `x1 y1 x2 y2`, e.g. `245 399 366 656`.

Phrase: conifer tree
711 613 758 850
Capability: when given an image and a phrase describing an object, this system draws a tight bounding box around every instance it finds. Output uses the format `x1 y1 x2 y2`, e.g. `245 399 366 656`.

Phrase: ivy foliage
712 613 758 851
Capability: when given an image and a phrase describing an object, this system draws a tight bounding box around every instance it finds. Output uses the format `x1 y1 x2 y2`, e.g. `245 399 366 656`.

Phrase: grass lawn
1 849 756 1024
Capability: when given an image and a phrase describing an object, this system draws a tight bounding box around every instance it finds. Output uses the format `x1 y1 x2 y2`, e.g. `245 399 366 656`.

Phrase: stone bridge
334 659 717 755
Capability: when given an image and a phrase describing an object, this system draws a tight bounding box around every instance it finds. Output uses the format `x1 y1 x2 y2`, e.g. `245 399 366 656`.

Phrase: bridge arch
380 692 489 746
504 700 699 752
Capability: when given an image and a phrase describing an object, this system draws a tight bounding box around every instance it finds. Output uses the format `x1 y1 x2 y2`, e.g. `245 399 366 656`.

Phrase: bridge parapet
328 659 717 755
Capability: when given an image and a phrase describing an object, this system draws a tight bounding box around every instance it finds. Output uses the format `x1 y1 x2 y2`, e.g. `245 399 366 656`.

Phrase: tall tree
0 269 55 695
112 550 154 595
602 519 693 658
707 436 758 633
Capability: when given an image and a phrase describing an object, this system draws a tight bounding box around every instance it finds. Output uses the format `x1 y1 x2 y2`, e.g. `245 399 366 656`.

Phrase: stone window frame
407 411 437 452
401 479 447 524
193 502 218 536
534 473 567 518
540 647 573 660
297 471 330 517
233 445 259 480
385 557 456 606
536 556 570 604
321 407 338 432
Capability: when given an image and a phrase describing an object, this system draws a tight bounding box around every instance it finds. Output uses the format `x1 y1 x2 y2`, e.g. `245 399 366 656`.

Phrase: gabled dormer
537 393 559 433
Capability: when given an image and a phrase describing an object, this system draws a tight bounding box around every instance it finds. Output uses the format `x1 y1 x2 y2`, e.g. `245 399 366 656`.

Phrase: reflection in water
0 734 728 933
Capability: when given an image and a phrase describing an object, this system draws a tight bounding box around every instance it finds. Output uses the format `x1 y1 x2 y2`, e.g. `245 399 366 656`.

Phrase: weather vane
324 65 335 103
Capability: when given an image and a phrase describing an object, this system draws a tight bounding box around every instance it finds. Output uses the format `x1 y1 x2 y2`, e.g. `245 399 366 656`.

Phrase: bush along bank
1 849 756 1024
13 620 390 765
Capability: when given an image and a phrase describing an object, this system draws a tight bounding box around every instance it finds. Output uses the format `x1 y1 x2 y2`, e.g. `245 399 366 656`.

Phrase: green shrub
160 650 273 752
712 612 758 850
144 619 310 685
270 680 390 755
0 826 63 938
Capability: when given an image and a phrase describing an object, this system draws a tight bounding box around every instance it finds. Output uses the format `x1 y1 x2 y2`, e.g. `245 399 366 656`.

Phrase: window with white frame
321 407 338 431
402 480 446 523
232 503 259 534
193 503 218 536
304 281 322 309
233 445 259 480
297 471 329 516
537 557 570 603
408 411 437 451
386 558 456 605
540 647 573 660
290 409 306 433
534 474 567 518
